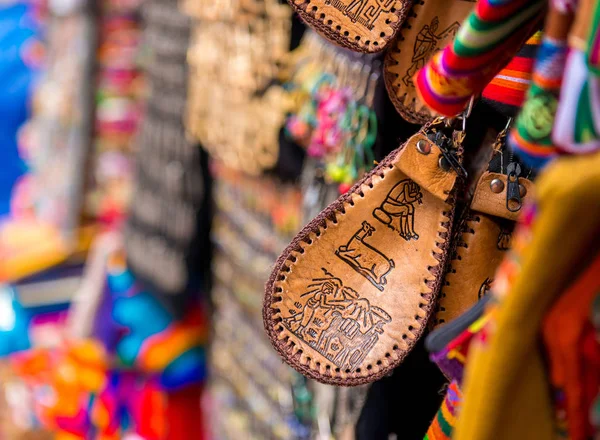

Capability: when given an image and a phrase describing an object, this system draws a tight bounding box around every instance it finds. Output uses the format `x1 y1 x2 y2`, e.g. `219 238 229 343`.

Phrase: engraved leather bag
264 120 464 385
383 0 475 123
286 0 413 53
433 137 535 327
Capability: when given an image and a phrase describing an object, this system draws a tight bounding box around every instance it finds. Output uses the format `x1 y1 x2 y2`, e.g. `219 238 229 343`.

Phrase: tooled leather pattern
383 0 475 122
288 0 412 53
264 128 457 386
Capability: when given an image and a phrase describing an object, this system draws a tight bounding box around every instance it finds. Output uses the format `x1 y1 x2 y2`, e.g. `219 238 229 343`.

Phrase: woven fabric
508 36 568 168
414 0 544 117
481 31 542 116
553 49 600 154
424 381 463 440
587 0 600 73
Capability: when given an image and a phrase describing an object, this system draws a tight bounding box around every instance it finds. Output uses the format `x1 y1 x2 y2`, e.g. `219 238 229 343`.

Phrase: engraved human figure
373 179 423 241
402 17 461 87
336 221 395 291
284 273 356 343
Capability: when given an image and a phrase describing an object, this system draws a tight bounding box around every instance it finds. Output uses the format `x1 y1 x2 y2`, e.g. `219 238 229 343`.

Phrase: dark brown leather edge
263 125 457 386
288 0 414 54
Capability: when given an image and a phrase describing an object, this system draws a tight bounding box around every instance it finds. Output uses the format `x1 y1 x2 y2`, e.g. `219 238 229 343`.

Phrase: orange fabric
542 254 600 440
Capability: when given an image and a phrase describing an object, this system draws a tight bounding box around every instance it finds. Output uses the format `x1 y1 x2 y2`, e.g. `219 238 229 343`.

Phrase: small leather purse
433 127 535 327
264 118 466 385
286 0 412 53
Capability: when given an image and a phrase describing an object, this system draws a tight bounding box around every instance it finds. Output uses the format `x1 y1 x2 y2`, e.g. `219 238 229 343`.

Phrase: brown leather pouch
264 121 464 385
287 0 412 53
433 171 534 327
383 0 475 123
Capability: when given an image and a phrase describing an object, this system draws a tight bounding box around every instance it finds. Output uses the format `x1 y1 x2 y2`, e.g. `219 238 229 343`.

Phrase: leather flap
471 172 534 221
395 133 457 202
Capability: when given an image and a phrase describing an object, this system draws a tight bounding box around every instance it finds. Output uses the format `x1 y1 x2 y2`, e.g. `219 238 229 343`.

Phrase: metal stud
438 156 451 171
519 184 527 198
416 139 431 155
490 178 505 193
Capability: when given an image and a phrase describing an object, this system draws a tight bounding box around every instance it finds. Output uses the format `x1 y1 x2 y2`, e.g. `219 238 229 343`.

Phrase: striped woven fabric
553 49 600 154
588 0 600 73
414 0 545 117
482 31 542 116
508 36 568 168
424 381 463 440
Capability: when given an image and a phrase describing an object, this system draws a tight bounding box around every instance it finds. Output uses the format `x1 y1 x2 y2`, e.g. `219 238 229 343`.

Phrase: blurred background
0 0 435 438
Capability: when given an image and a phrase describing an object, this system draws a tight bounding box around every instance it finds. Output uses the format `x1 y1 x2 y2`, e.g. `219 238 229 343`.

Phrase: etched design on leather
497 227 512 250
478 277 493 299
383 0 475 123
373 179 423 241
336 221 395 291
402 17 460 87
283 268 392 371
325 0 396 31
289 0 410 53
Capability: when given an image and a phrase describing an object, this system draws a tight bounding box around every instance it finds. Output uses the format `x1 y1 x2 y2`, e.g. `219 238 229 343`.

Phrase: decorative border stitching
383 0 436 123
433 211 479 326
263 127 457 386
289 0 413 54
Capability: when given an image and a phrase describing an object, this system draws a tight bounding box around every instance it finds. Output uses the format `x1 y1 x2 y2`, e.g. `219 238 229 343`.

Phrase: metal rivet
438 156 451 171
490 178 505 193
416 139 431 155
519 184 527 197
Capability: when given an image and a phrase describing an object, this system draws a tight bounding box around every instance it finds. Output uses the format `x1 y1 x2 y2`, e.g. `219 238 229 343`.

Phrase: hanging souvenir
284 0 411 53
433 123 535 327
264 116 468 385
184 0 293 175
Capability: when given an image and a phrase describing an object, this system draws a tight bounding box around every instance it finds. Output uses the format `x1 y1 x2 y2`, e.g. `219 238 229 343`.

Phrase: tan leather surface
396 133 457 202
471 172 534 221
288 0 411 53
383 0 475 123
433 212 511 327
265 130 458 385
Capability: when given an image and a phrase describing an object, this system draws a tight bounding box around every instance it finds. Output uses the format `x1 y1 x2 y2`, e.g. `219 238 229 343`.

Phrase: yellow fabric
454 151 600 440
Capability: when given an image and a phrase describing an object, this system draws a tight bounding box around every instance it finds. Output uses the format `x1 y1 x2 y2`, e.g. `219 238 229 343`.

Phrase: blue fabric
0 3 39 215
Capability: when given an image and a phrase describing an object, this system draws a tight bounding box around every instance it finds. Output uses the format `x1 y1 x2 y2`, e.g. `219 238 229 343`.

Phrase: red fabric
542 255 600 440
165 385 204 440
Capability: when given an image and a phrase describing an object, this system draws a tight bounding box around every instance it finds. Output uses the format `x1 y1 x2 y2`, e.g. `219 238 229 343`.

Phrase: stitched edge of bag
288 0 413 54
433 210 479 327
263 126 456 386
382 0 435 123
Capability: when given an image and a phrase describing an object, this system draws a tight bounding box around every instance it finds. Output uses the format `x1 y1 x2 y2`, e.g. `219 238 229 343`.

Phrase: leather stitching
264 124 458 386
433 212 479 326
383 0 435 123
288 0 412 53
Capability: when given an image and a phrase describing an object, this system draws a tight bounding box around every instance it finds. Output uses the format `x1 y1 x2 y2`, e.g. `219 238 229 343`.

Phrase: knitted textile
508 36 568 168
553 49 600 154
481 31 542 116
588 0 600 73
414 0 544 117
424 381 462 440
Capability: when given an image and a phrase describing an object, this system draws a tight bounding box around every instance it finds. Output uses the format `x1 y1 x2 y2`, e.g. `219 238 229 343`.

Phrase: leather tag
264 129 456 385
471 172 534 221
395 133 458 202
288 0 413 53
383 0 475 123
